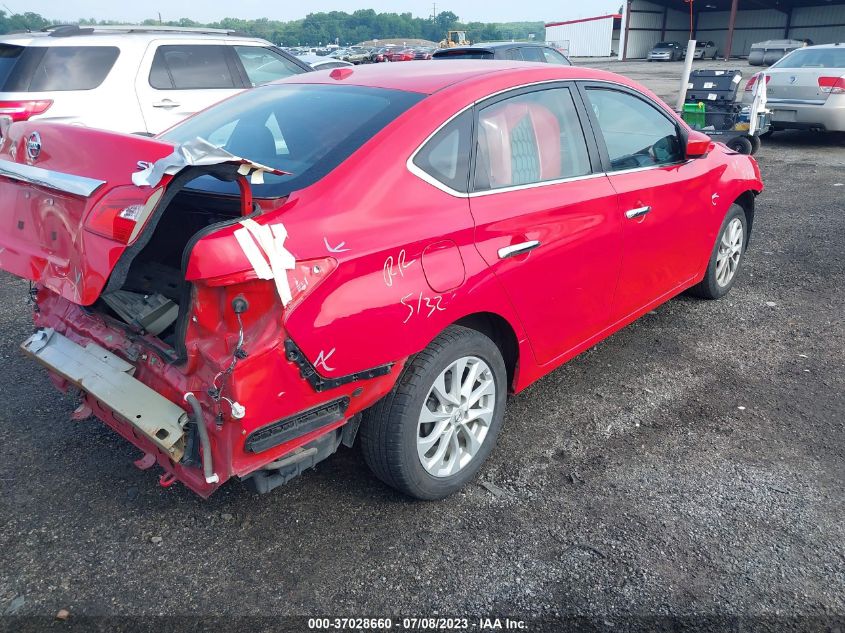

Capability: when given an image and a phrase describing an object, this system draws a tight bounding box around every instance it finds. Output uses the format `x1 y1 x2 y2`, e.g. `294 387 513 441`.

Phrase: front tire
360 326 507 500
689 204 748 299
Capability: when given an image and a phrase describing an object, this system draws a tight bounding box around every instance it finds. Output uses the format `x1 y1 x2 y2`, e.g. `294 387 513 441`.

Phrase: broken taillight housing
84 186 165 244
286 257 338 309
0 99 53 122
744 73 770 92
818 76 845 95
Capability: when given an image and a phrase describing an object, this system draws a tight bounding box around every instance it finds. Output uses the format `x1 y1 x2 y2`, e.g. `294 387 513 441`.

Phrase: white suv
0 25 312 134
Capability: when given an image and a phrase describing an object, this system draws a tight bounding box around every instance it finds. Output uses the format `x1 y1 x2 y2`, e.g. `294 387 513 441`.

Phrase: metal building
618 0 845 60
544 14 623 57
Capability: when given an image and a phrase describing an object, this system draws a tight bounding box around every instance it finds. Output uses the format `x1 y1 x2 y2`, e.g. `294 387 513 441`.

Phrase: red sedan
0 61 763 500
386 48 415 62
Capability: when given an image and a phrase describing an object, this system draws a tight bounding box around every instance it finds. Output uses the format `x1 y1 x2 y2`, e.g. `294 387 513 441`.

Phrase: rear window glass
433 50 494 60
773 48 845 69
2 46 119 91
160 84 424 197
0 45 24 88
150 45 237 89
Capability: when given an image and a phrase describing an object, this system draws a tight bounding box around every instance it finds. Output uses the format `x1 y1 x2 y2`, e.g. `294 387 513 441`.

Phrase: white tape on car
233 219 295 306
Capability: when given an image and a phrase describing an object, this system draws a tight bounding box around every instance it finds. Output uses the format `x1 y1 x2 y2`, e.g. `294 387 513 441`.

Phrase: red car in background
386 48 415 62
0 61 763 500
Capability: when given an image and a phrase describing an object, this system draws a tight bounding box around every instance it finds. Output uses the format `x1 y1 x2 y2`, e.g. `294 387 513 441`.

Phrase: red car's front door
580 85 716 321
467 85 623 366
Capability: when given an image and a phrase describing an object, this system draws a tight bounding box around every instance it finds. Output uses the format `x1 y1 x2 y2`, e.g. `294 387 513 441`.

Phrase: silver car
691 41 718 60
744 44 845 133
647 41 683 61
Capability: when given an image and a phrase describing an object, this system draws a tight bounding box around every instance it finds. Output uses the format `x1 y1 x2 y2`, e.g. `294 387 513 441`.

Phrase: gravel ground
0 60 843 632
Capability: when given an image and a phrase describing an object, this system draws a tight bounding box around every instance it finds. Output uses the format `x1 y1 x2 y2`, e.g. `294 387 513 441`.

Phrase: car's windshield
160 83 423 197
772 47 845 69
654 42 674 49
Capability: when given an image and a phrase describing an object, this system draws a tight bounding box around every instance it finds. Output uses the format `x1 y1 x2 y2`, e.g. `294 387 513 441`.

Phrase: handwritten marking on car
383 250 415 287
400 291 447 324
324 237 350 253
712 193 720 206
315 348 336 372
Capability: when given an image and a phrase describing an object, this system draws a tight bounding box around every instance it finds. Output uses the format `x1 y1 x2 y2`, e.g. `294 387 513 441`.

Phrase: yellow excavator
440 30 471 48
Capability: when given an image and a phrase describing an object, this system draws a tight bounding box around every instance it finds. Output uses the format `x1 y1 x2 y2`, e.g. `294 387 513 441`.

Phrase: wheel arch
733 190 757 245
452 312 521 392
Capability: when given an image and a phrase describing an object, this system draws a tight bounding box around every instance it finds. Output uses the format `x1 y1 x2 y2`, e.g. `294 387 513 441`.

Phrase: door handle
625 206 652 220
498 240 541 260
152 100 180 108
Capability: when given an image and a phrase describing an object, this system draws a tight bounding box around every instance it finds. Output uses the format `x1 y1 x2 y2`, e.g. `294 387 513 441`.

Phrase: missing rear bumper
21 328 188 459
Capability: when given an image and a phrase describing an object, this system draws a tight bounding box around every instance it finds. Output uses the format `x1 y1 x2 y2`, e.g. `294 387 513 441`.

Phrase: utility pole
431 2 437 20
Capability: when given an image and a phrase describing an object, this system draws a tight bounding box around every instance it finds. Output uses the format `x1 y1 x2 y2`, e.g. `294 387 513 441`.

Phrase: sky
11 0 622 25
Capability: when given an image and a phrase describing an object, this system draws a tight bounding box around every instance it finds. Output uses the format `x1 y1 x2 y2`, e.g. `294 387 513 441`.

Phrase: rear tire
749 135 762 154
360 326 507 500
689 204 748 300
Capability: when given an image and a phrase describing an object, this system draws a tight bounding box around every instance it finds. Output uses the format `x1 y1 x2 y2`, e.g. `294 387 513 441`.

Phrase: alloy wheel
716 217 743 287
417 356 496 478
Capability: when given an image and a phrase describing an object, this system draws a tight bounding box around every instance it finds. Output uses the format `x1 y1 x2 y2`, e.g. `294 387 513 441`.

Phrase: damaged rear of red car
0 84 418 497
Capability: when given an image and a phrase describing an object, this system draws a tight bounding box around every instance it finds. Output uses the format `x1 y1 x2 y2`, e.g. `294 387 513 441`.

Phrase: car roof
802 43 845 49
278 59 636 95
0 26 271 47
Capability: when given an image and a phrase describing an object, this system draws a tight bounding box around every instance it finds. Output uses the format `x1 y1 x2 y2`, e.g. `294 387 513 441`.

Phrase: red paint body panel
0 61 763 496
0 123 175 304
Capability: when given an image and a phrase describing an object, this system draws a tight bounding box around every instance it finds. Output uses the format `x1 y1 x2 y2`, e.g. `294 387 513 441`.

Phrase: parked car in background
412 47 436 60
328 48 353 60
0 61 762 500
688 40 718 60
647 41 684 61
743 44 845 133
0 25 311 134
344 47 374 64
432 42 570 65
296 54 354 71
386 48 415 62
369 46 404 62
748 39 808 66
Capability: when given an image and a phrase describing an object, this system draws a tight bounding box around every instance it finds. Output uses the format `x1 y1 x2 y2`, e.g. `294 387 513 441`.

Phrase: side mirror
686 130 714 158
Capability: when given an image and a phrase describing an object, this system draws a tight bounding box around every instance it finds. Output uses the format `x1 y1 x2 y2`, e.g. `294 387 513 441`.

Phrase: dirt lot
1 60 843 632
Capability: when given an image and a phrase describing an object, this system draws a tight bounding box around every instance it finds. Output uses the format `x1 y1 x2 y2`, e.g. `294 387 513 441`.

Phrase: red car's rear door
468 85 622 366
579 84 716 321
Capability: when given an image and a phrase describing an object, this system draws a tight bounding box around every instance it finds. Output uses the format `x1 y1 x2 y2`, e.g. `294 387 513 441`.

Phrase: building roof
545 14 622 28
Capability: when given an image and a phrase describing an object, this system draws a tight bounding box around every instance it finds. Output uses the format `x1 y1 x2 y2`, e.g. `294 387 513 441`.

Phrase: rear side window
474 87 592 191
412 110 473 193
520 47 545 63
150 45 237 90
504 48 523 61
2 46 119 91
233 46 305 87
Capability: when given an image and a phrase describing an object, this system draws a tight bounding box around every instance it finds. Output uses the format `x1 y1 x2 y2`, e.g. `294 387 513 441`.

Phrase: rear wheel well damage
453 312 519 392
733 191 757 246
